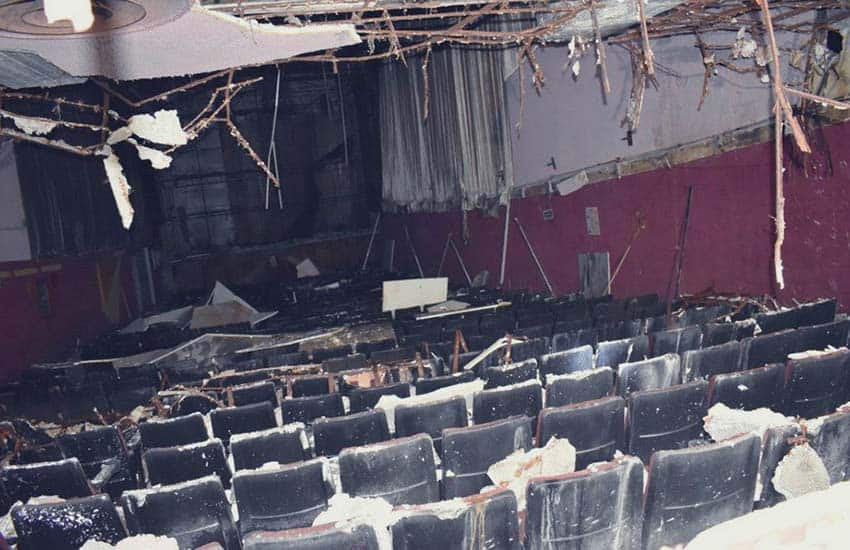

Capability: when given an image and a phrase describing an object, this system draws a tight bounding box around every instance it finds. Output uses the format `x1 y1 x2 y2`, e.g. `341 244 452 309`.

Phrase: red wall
0 254 136 383
385 120 850 310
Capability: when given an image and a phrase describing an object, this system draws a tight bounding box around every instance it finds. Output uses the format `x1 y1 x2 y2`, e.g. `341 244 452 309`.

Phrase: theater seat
230 425 309 471
209 402 277 444
142 438 231 488
321 353 367 373
291 376 333 398
391 488 519 550
56 425 135 498
701 322 736 347
312 409 390 457
616 354 681 397
525 456 644 550
139 412 209 450
742 329 802 370
242 523 380 550
809 410 850 484
756 423 801 508
539 345 593 378
170 393 221 417
1 458 92 506
473 380 542 424
280 394 344 425
339 434 439 506
642 433 760 549
441 415 533 498
597 335 649 369
627 381 707 464
231 381 279 407
651 326 702 357
233 459 330 536
536 396 625 469
394 396 468 453
707 363 784 411
348 383 411 413
484 359 538 389
545 367 614 408
682 341 741 382
122 475 240 550
12 494 127 550
797 319 850 352
782 349 850 418
414 371 475 395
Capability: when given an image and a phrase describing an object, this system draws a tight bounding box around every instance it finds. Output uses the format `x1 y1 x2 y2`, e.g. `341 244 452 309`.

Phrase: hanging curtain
379 45 514 212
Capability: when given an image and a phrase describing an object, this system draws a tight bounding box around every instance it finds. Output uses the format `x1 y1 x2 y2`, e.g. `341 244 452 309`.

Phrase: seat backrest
756 423 801 507
394 396 467 453
809 410 850 484
12 494 126 550
242 523 380 550
231 381 279 407
783 349 850 418
339 433 438 506
1 458 92 504
798 298 838 327
414 371 475 395
707 363 784 411
551 329 597 352
651 326 702 357
682 341 741 382
597 335 649 369
370 347 416 363
545 367 614 408
441 415 533 499
484 359 538 389
616 354 681 397
627 381 707 464
312 409 390 457
209 401 277 444
310 344 352 362
754 308 801 335
501 338 548 363
171 393 221 417
139 412 209 450
142 438 231 488
230 426 309 471
122 475 240 550
280 394 345 425
391 488 520 550
525 456 644 550
536 396 625 469
742 329 802 369
473 380 542 424
701 322 736 347
233 459 330 535
56 425 129 478
539 345 593 378
797 318 850 353
291 376 333 398
321 353 366 373
643 433 760 550
348 383 411 413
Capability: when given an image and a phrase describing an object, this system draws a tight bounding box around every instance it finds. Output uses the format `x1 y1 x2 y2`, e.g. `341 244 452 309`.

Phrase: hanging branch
422 45 432 121
590 0 612 96
0 129 98 156
523 40 545 92
93 69 233 108
383 10 407 66
636 0 656 77
695 34 714 111
227 122 282 188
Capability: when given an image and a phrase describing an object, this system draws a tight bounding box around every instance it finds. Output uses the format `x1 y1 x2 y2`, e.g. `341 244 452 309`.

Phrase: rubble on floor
703 403 791 442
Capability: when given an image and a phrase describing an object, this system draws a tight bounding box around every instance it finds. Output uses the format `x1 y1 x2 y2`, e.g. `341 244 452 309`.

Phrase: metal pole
449 237 473 286
361 212 381 271
513 217 554 295
437 233 451 276
499 194 511 287
404 225 424 278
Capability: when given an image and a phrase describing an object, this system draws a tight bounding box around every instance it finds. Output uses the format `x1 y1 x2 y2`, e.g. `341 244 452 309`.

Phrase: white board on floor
382 277 448 313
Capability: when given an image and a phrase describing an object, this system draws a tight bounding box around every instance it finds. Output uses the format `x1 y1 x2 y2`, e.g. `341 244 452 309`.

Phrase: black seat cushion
394 396 468 454
321 353 366 373
210 402 277 444
348 383 411 413
536 396 625 469
707 363 784 411
280 394 344 425
414 371 475 395
230 426 309 471
551 329 598 352
243 524 380 550
651 326 702 357
310 345 352 362
139 412 209 450
339 434 439 506
142 438 231 488
627 381 707 464
233 459 330 535
391 488 519 550
782 349 850 418
755 308 802 335
473 380 542 424
616 354 681 397
545 367 614 408
797 298 838 327
484 359 538 389
291 376 333 398
682 341 742 382
539 346 594 378
797 319 850 353
12 494 127 550
702 323 736 347
597 336 649 369
742 329 802 369
122 475 240 550
312 409 390 457
525 456 644 550
643 433 760 549
1 458 92 505
56 425 134 496
231 381 279 407
441 416 533 499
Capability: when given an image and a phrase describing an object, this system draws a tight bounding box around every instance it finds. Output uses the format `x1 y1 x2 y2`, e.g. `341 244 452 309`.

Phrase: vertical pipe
405 225 424 278
449 237 473 286
361 212 381 271
499 195 511 287
513 217 554 295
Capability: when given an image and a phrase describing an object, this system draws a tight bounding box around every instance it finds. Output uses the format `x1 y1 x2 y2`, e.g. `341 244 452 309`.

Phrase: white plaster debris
376 379 485 432
772 444 831 500
229 423 309 450
686 480 850 549
737 384 749 391
81 535 179 550
788 347 846 361
127 110 188 146
8 114 58 136
392 496 470 523
125 475 220 508
44 0 94 32
101 146 134 229
546 367 610 386
107 127 133 145
128 138 173 169
486 436 576 512
703 403 791 442
296 258 320 278
313 492 394 550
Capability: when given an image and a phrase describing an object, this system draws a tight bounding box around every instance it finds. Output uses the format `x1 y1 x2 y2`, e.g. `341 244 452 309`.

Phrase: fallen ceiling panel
0 0 360 87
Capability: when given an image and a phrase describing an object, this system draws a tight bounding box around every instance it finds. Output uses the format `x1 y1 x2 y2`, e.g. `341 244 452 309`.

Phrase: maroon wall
385 120 850 310
0 254 136 383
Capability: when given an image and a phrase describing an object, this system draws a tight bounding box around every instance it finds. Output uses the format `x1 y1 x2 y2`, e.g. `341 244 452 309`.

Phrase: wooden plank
578 252 610 298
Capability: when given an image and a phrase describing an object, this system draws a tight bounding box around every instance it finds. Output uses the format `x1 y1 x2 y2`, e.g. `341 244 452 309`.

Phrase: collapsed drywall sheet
102 147 134 229
0 3 361 85
296 258 320 279
703 403 791 442
119 305 193 334
43 0 94 32
127 110 188 147
772 444 831 500
382 277 448 313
